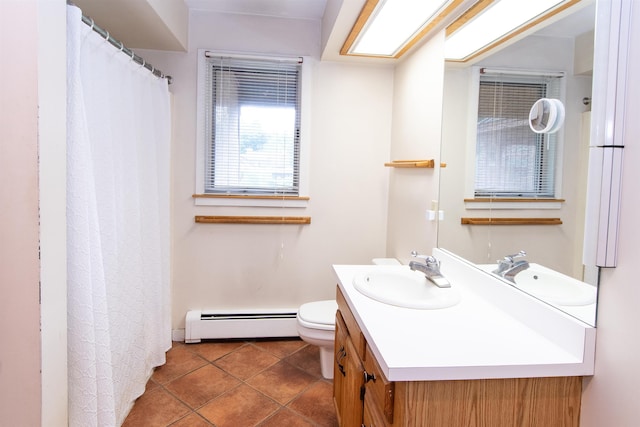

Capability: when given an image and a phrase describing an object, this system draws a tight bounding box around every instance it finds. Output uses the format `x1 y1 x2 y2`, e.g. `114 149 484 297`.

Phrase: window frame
194 50 311 208
464 67 566 209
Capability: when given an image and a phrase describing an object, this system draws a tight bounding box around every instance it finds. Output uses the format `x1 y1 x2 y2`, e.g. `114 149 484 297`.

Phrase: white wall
385 32 445 262
139 11 394 331
37 0 68 424
580 2 640 424
439 34 593 278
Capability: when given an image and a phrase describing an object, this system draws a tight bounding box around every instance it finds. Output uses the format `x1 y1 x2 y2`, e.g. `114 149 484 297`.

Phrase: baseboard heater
185 309 299 343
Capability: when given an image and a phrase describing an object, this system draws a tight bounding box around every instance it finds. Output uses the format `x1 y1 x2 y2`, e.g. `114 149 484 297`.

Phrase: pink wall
0 0 43 424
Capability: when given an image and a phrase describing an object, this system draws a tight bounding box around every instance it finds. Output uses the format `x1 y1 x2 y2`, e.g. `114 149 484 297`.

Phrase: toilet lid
298 300 337 329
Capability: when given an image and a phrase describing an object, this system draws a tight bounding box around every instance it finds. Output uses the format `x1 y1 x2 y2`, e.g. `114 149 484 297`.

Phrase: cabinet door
363 392 389 427
364 344 395 424
334 311 364 427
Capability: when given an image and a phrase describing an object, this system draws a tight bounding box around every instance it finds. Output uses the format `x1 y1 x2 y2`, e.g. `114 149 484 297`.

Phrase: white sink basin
481 263 597 306
352 266 461 310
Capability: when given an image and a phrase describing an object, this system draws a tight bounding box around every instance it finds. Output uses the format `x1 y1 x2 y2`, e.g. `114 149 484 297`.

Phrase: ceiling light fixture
444 0 581 62
341 0 464 58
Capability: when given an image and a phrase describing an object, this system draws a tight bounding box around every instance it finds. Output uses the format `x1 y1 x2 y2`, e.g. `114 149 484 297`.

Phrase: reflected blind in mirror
475 72 563 198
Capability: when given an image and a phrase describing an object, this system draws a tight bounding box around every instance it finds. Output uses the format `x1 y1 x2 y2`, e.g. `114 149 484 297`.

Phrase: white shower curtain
66 5 171 426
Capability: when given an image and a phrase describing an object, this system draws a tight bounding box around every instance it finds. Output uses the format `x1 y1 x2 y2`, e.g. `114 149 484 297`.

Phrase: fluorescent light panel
350 0 451 57
444 0 566 60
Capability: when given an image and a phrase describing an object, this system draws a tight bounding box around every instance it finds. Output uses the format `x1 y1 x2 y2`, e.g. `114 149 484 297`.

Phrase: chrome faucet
492 250 529 283
409 251 451 288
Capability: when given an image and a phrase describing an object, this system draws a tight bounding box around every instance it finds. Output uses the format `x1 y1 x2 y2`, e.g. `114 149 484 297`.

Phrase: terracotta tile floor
122 339 338 427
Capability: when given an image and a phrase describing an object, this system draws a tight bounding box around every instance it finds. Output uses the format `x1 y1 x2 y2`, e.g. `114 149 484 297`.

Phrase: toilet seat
297 300 337 331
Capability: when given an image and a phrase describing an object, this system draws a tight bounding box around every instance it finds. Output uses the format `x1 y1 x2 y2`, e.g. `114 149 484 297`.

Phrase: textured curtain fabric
66 5 171 426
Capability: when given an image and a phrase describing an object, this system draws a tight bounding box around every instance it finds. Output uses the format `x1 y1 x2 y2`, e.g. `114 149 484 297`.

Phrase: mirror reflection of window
474 70 564 198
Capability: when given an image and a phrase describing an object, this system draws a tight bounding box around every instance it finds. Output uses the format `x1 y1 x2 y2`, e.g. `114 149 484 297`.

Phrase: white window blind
475 71 562 198
204 54 302 195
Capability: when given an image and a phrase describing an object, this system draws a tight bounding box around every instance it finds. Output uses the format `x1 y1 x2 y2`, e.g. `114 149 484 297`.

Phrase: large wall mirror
437 2 597 325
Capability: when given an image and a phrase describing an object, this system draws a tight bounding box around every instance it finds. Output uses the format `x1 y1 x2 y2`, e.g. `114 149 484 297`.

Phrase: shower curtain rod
78 11 173 84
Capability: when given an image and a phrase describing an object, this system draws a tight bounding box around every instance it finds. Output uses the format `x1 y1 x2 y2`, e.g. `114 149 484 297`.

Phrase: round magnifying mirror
529 98 565 134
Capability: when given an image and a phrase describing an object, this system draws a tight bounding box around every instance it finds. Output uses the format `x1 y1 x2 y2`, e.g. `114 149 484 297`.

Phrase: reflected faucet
409 251 451 288
493 250 530 283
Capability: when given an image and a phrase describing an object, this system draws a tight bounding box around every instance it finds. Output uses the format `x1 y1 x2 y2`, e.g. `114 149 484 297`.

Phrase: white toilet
296 299 338 379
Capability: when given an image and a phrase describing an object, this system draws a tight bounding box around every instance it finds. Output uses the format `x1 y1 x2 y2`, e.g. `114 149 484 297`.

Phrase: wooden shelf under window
384 159 435 168
461 217 562 225
195 215 311 225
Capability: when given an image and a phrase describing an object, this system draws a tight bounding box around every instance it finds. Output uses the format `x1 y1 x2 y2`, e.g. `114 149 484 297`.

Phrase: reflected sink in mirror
353 266 461 310
479 263 597 307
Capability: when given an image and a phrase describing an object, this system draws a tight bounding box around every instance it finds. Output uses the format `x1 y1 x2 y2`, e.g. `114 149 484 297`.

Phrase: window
474 70 563 198
195 52 309 207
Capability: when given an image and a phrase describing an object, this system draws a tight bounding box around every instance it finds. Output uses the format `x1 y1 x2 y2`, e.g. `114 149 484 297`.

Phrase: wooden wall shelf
461 217 562 225
195 215 311 225
384 159 435 168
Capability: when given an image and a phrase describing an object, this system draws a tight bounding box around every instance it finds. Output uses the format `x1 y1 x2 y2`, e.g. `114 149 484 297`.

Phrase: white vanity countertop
333 250 596 382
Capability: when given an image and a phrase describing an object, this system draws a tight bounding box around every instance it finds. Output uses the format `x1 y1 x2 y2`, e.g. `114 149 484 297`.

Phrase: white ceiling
73 0 596 61
181 0 596 37
184 0 328 20
73 0 189 50
534 2 595 38
182 0 596 64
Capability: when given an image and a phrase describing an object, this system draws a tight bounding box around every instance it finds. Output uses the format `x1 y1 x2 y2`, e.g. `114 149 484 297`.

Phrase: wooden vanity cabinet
335 286 583 427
